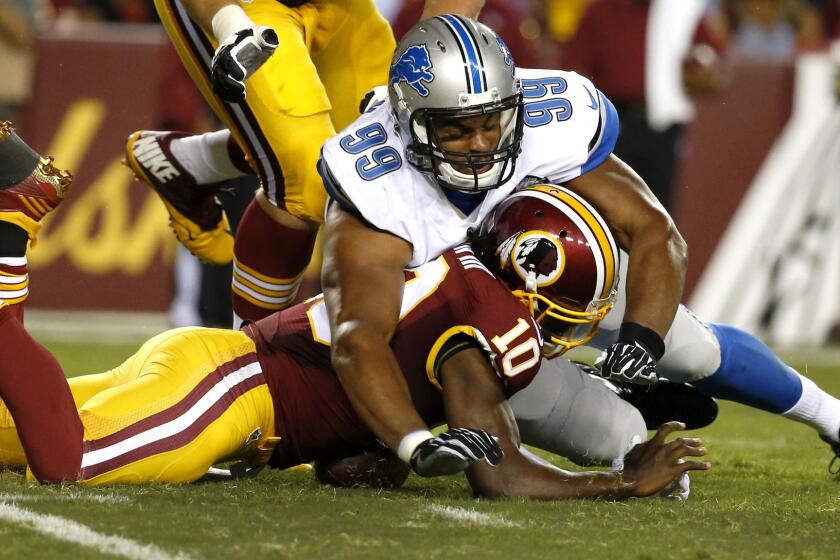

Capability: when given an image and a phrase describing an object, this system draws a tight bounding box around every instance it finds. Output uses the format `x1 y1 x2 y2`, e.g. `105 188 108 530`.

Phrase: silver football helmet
388 15 524 192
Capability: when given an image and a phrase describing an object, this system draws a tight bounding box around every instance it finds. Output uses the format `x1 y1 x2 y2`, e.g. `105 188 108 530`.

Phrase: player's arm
321 203 429 451
441 347 709 499
421 0 484 19
565 154 686 385
567 154 686 339
322 205 502 476
179 0 279 103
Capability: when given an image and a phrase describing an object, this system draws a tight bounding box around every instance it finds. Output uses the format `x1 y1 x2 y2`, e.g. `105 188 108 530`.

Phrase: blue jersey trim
317 152 358 216
443 188 487 215
581 90 619 174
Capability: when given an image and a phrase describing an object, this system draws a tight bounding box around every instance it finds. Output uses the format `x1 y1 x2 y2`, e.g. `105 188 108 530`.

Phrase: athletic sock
782 374 840 441
692 323 840 440
169 130 246 184
0 304 83 481
0 221 28 256
0 255 28 322
231 199 318 322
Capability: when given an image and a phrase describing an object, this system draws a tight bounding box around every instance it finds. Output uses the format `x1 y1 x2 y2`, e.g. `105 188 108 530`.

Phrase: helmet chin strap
525 270 538 293
437 160 502 190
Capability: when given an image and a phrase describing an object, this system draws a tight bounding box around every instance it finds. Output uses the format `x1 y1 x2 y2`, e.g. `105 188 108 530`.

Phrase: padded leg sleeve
692 324 803 413
510 358 647 466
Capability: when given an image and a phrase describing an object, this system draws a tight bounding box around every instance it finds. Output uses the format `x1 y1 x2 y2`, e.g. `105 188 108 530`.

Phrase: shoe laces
0 121 12 141
33 156 72 199
821 434 840 475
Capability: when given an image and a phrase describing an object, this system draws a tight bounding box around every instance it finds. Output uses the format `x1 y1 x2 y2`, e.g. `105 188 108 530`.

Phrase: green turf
2 340 839 559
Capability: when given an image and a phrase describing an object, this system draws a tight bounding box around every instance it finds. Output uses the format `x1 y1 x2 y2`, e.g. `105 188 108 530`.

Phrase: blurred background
3 0 839 347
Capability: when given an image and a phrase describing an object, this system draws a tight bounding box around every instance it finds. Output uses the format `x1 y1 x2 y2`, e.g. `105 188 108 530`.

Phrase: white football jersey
319 68 619 267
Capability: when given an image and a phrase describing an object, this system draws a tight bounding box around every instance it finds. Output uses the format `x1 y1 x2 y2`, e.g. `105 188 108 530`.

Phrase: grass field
2 336 840 559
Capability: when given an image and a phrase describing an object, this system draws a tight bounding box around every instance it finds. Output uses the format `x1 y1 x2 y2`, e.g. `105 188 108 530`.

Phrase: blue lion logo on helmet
390 44 434 97
495 35 513 71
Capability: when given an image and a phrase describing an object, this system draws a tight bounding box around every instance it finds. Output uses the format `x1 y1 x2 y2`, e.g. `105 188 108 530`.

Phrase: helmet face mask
388 15 524 192
407 96 524 192
473 184 621 357
522 289 617 357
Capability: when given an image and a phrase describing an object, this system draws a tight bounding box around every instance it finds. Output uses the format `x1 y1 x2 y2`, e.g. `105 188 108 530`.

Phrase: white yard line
0 502 192 560
425 504 522 528
0 492 131 504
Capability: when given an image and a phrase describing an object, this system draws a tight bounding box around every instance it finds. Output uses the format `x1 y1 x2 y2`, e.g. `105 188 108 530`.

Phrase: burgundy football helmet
473 183 620 356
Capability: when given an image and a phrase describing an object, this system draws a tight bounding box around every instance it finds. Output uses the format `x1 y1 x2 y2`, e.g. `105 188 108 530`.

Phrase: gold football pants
0 327 276 484
154 0 395 222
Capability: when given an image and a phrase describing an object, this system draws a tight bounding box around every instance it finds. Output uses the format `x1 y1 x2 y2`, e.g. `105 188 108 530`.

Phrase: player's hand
621 422 710 498
595 341 659 386
211 26 279 103
410 427 503 477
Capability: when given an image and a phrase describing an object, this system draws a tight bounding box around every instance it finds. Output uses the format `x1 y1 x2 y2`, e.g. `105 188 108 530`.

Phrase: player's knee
658 305 722 382
567 387 647 466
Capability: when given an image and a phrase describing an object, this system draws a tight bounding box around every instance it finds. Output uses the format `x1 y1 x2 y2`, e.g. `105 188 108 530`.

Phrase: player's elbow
638 207 688 270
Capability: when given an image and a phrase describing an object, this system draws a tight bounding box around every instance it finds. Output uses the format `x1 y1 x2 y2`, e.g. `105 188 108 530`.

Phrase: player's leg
311 0 395 132
509 358 647 466
0 303 84 481
0 127 82 480
0 329 198 467
0 122 71 322
76 327 276 484
228 1 346 322
591 252 840 461
155 0 335 321
124 129 240 266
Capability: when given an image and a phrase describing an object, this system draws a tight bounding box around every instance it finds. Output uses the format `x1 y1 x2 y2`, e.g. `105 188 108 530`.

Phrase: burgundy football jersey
243 245 544 467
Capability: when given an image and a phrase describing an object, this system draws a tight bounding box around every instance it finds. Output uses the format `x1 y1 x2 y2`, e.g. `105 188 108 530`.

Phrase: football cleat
0 130 72 243
124 130 234 265
820 432 840 475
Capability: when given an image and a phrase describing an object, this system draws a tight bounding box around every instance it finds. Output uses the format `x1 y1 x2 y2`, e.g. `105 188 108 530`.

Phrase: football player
316 16 840 472
125 0 486 323
0 123 706 498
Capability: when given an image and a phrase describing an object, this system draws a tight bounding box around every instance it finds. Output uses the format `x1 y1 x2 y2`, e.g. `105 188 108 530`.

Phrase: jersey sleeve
516 69 620 183
426 257 544 397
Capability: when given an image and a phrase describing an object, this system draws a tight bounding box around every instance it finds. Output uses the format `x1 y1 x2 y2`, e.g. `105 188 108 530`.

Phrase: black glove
409 427 503 477
595 322 665 386
211 27 279 103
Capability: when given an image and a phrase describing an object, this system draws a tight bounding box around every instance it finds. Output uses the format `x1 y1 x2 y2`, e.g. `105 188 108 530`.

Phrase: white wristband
211 4 255 43
397 430 435 464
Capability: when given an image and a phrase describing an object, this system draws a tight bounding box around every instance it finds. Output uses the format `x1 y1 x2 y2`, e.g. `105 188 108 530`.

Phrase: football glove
409 427 503 477
211 27 279 103
595 341 659 386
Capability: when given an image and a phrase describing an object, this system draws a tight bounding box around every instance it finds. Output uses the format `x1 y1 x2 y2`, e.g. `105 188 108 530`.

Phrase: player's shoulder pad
516 67 620 176
319 103 415 236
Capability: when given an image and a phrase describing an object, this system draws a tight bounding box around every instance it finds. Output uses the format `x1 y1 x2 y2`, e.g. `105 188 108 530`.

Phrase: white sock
782 371 840 441
169 129 243 184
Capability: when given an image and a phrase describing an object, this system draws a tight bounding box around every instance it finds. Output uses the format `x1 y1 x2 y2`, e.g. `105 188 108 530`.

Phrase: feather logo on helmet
512 233 565 288
390 44 435 97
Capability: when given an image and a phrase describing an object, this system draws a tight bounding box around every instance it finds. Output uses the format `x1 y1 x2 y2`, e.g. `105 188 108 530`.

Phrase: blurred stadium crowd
1 0 838 343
